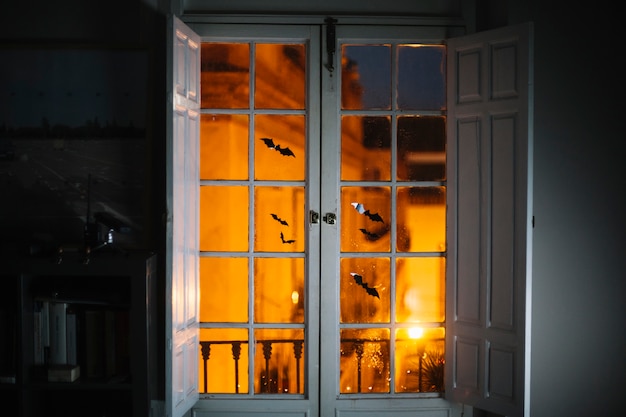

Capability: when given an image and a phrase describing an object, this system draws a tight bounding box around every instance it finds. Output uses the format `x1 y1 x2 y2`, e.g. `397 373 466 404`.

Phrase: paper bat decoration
260 138 296 157
271 213 289 226
350 272 380 299
280 232 295 244
351 202 384 223
359 228 380 240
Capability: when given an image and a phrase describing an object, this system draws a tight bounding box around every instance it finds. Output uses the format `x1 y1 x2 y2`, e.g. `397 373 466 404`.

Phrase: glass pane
342 45 391 110
255 44 306 109
394 327 445 393
200 114 249 180
396 45 445 110
341 116 391 181
341 186 390 253
398 116 446 181
340 257 390 323
254 328 305 394
200 257 248 323
201 43 250 109
254 258 305 323
254 114 305 180
397 187 446 252
395 257 445 323
340 328 390 393
254 186 305 252
199 185 249 251
397 116 446 181
199 328 249 394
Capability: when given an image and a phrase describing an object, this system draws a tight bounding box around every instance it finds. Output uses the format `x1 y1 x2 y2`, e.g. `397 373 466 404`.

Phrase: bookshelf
0 251 157 417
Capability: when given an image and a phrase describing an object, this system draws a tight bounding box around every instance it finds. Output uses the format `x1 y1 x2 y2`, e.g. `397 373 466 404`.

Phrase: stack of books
34 301 79 382
33 300 129 383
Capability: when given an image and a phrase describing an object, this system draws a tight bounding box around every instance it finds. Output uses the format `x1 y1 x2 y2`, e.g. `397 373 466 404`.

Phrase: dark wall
0 0 168 256
0 0 169 401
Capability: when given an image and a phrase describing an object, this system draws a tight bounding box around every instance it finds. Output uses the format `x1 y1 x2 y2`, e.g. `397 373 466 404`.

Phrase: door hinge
325 17 337 73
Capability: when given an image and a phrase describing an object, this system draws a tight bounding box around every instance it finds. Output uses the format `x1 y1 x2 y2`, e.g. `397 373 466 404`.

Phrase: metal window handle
310 210 320 224
323 213 336 225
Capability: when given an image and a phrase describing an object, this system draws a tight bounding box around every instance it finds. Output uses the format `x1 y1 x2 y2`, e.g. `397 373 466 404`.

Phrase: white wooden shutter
446 23 533 417
166 15 200 417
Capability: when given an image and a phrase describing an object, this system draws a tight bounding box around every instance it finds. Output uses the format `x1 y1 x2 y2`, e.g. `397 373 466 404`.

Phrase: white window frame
166 14 533 417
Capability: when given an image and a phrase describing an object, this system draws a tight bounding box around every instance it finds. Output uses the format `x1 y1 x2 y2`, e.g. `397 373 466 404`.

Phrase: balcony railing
199 337 443 394
199 339 304 394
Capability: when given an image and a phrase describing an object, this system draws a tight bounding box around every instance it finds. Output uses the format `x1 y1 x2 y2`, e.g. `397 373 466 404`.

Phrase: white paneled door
166 15 200 417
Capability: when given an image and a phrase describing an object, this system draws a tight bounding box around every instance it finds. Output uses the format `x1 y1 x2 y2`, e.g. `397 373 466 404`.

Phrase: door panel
320 24 452 417
445 22 533 417
167 15 201 417
190 23 321 417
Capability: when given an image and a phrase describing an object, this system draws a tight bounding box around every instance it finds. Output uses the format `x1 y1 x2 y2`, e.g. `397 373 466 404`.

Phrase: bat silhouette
350 272 380 299
271 213 289 226
359 228 380 240
351 202 384 223
280 232 295 244
260 138 296 157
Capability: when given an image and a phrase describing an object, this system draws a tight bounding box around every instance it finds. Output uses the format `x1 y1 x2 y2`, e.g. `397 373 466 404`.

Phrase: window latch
325 17 337 73
310 210 320 224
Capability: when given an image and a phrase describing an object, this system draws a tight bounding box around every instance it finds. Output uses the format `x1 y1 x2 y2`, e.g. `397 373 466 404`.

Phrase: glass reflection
254 114 305 180
394 327 445 393
396 187 446 252
341 186 390 253
199 185 249 252
340 328 390 393
342 45 391 110
340 257 390 323
200 114 249 180
201 43 250 109
255 44 306 109
397 45 446 110
397 116 446 181
254 258 305 323
395 257 445 323
254 328 305 394
341 116 391 181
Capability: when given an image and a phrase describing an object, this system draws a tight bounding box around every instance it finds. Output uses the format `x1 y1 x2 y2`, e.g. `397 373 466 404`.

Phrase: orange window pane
254 115 305 180
396 187 446 252
340 186 391 253
253 328 305 394
394 327 445 393
254 257 304 323
254 186 305 253
255 44 305 110
201 43 250 109
200 257 248 323
340 257 390 323
395 257 445 323
199 185 249 252
200 114 249 180
339 328 390 393
199 328 250 394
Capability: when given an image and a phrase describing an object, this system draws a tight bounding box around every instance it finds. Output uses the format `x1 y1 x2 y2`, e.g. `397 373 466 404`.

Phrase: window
167 16 532 417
